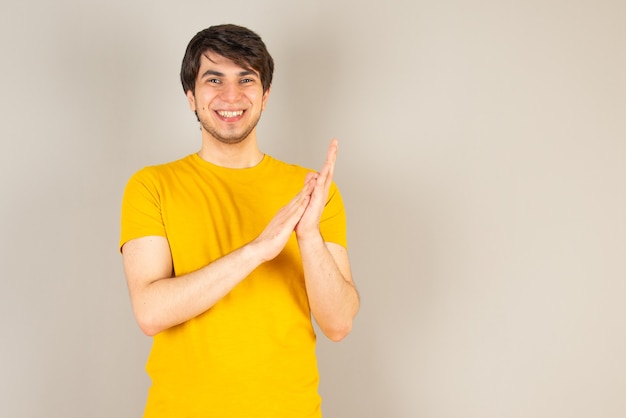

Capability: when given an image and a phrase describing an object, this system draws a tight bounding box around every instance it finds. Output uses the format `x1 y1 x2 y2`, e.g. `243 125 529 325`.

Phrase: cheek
196 97 210 112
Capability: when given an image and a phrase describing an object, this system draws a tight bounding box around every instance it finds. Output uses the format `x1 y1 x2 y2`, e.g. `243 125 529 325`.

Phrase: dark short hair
180 24 274 95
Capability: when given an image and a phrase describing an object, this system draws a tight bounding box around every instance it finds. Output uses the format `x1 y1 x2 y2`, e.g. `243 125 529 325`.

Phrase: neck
197 133 264 169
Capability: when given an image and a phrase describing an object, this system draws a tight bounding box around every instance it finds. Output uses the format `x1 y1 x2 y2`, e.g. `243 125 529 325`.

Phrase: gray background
1 0 625 417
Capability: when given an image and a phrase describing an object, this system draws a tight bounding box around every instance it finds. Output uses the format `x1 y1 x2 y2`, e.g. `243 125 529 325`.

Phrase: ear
186 90 196 112
261 87 271 111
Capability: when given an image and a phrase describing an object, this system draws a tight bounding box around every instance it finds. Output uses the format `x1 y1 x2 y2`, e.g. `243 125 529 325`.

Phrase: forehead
198 51 258 76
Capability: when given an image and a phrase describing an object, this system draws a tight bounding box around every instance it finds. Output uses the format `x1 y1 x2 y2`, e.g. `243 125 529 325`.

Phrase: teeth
218 110 243 118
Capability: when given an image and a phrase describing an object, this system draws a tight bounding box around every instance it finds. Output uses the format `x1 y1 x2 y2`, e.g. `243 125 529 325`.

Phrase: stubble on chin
199 113 262 145
201 125 255 144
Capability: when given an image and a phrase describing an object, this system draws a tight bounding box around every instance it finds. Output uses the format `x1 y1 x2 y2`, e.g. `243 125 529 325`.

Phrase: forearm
125 177 317 336
130 241 264 336
298 234 359 341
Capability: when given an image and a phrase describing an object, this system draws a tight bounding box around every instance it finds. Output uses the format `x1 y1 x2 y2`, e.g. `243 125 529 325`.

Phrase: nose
219 81 242 102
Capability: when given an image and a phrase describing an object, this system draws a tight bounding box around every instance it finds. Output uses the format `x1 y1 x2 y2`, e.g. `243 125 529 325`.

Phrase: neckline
190 152 271 173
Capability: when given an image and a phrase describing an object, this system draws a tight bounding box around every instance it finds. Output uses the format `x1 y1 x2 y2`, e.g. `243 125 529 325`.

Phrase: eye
240 78 254 84
207 78 220 84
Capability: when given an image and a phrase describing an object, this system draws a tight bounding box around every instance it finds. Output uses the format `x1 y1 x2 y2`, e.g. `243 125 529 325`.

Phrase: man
120 24 359 417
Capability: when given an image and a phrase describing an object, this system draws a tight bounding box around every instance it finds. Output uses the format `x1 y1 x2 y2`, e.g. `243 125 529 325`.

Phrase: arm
296 139 360 342
122 174 317 336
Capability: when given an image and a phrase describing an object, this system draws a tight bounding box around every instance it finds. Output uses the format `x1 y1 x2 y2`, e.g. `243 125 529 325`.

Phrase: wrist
245 238 273 264
295 229 324 245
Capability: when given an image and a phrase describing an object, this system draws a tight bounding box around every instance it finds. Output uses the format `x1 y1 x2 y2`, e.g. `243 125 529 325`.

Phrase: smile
216 110 244 118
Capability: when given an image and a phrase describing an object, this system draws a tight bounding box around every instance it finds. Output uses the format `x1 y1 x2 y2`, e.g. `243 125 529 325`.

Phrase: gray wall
1 0 625 417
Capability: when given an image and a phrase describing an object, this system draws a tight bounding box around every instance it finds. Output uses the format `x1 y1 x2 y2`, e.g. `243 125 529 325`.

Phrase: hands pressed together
123 138 356 337
254 138 338 262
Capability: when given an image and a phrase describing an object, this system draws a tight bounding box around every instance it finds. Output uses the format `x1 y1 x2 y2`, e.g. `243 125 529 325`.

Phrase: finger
295 176 318 208
304 171 317 185
322 138 338 190
322 140 337 174
327 138 338 164
314 140 336 188
273 193 311 233
303 174 317 197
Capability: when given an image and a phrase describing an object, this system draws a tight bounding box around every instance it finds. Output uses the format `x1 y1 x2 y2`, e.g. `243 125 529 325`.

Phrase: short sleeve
119 167 167 252
319 182 348 249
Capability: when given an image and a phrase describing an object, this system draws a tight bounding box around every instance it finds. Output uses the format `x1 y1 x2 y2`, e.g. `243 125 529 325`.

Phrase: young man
119 24 359 417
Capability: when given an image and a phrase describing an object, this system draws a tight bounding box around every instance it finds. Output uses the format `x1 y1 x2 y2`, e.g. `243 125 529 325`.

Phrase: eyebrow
200 69 257 79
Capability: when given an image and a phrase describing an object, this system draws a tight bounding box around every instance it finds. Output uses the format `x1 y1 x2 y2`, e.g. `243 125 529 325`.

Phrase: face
186 52 270 145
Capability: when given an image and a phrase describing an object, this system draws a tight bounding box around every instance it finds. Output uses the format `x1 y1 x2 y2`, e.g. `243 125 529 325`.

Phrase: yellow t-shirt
120 153 347 418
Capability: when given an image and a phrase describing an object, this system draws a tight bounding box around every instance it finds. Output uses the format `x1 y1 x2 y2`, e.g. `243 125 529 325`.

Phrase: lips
216 110 244 118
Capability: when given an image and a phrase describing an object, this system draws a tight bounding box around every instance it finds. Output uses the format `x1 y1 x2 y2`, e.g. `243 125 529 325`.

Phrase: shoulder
263 155 315 176
264 155 343 193
127 154 196 184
